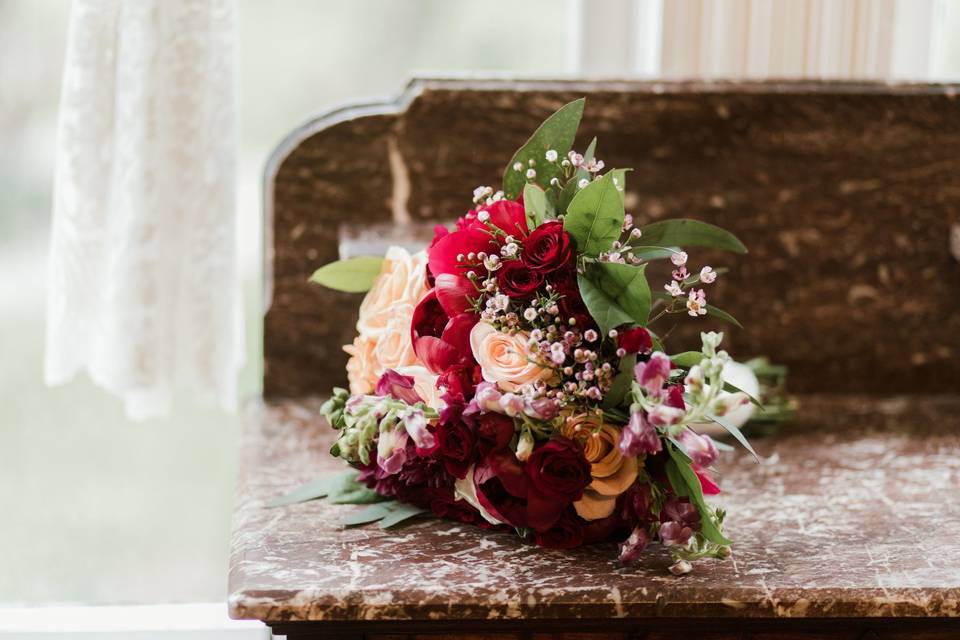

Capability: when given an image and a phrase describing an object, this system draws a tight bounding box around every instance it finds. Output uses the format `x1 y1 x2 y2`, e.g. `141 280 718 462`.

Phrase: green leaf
666 445 732 546
602 353 636 409
577 274 633 336
609 168 628 203
705 304 743 328
670 351 703 369
585 262 651 327
639 219 747 254
630 246 682 262
722 381 763 407
340 503 395 527
378 503 429 529
310 257 384 293
707 414 759 462
328 483 386 504
266 473 352 508
523 183 550 230
503 98 585 199
563 173 625 256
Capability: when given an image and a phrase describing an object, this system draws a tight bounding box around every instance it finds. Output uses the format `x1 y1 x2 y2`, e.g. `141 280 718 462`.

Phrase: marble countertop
228 395 960 623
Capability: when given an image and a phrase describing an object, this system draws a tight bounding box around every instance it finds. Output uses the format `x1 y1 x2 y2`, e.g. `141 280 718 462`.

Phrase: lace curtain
46 0 243 419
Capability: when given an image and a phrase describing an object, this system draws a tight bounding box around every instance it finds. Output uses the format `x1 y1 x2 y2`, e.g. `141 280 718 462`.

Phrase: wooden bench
229 79 960 639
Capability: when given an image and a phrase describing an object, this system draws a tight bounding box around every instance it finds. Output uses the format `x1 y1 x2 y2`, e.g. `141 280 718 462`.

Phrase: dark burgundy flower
552 266 596 330
533 511 584 549
436 363 478 401
497 260 544 298
375 369 421 405
617 326 653 355
620 482 656 524
474 448 530 528
522 221 572 273
429 491 484 525
526 437 592 500
665 384 686 410
435 420 475 479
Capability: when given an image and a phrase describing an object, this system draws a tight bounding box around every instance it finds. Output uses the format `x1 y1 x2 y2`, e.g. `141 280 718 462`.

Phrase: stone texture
264 80 960 400
228 394 960 624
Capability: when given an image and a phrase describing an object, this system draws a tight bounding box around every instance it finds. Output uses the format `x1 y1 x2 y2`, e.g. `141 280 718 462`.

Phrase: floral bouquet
307 98 756 571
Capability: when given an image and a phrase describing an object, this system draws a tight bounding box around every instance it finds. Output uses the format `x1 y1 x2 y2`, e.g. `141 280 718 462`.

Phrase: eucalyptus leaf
666 445 732 546
630 246 682 262
328 483 386 504
266 473 353 508
705 304 743 328
340 502 395 527
309 257 384 293
639 219 747 254
503 98 585 198
378 503 429 529
523 183 550 230
602 353 637 409
707 413 759 461
563 173 625 256
585 262 651 327
577 274 633 336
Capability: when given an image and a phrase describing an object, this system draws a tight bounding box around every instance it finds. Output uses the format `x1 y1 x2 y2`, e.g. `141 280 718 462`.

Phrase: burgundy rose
526 437 591 501
617 326 653 355
533 511 584 549
551 266 596 330
430 491 484 526
521 221 572 273
497 260 544 298
471 412 516 458
435 420 475 479
474 448 530 528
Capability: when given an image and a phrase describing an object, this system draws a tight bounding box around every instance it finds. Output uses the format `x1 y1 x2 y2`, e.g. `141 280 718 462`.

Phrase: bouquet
308 98 755 572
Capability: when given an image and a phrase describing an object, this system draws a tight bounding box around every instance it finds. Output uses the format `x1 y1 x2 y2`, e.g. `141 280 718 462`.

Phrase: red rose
617 326 653 355
533 511 584 549
497 260 544 298
435 420 475 479
522 221 572 273
471 412 516 458
527 437 591 501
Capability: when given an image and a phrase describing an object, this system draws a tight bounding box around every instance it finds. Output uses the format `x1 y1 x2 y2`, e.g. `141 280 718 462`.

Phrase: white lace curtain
46 0 243 419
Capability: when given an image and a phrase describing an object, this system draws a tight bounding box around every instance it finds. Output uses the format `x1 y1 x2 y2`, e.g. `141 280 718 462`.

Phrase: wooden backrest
263 79 960 399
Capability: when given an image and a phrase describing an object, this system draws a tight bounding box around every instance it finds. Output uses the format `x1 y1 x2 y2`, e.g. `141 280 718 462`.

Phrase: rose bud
516 430 535 462
617 326 653 355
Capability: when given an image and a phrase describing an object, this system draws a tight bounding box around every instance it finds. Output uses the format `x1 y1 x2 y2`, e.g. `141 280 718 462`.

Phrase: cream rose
372 303 419 375
344 334 379 394
562 415 639 521
469 322 553 392
356 247 429 337
394 365 443 409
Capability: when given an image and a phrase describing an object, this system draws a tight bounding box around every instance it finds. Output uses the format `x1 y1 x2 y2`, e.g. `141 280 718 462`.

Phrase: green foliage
266 470 386 508
665 445 732 546
580 262 651 334
707 413 759 461
630 246 682 262
563 173 625 256
577 274 633 336
602 353 636 409
639 219 747 254
523 183 552 231
502 98 585 199
309 257 384 292
705 304 743 328
340 500 429 529
670 351 703 368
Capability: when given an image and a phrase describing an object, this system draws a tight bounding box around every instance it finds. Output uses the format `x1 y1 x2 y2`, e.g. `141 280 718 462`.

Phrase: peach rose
356 247 429 337
469 322 553 392
372 303 419 375
394 365 442 409
344 334 378 394
562 415 639 521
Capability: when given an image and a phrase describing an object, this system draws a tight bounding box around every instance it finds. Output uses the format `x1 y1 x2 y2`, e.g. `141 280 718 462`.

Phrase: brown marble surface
228 395 960 623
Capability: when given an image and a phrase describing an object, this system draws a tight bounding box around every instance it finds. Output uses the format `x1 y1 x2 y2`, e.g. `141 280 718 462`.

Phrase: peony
469 322 553 392
521 221 572 273
562 415 639 521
